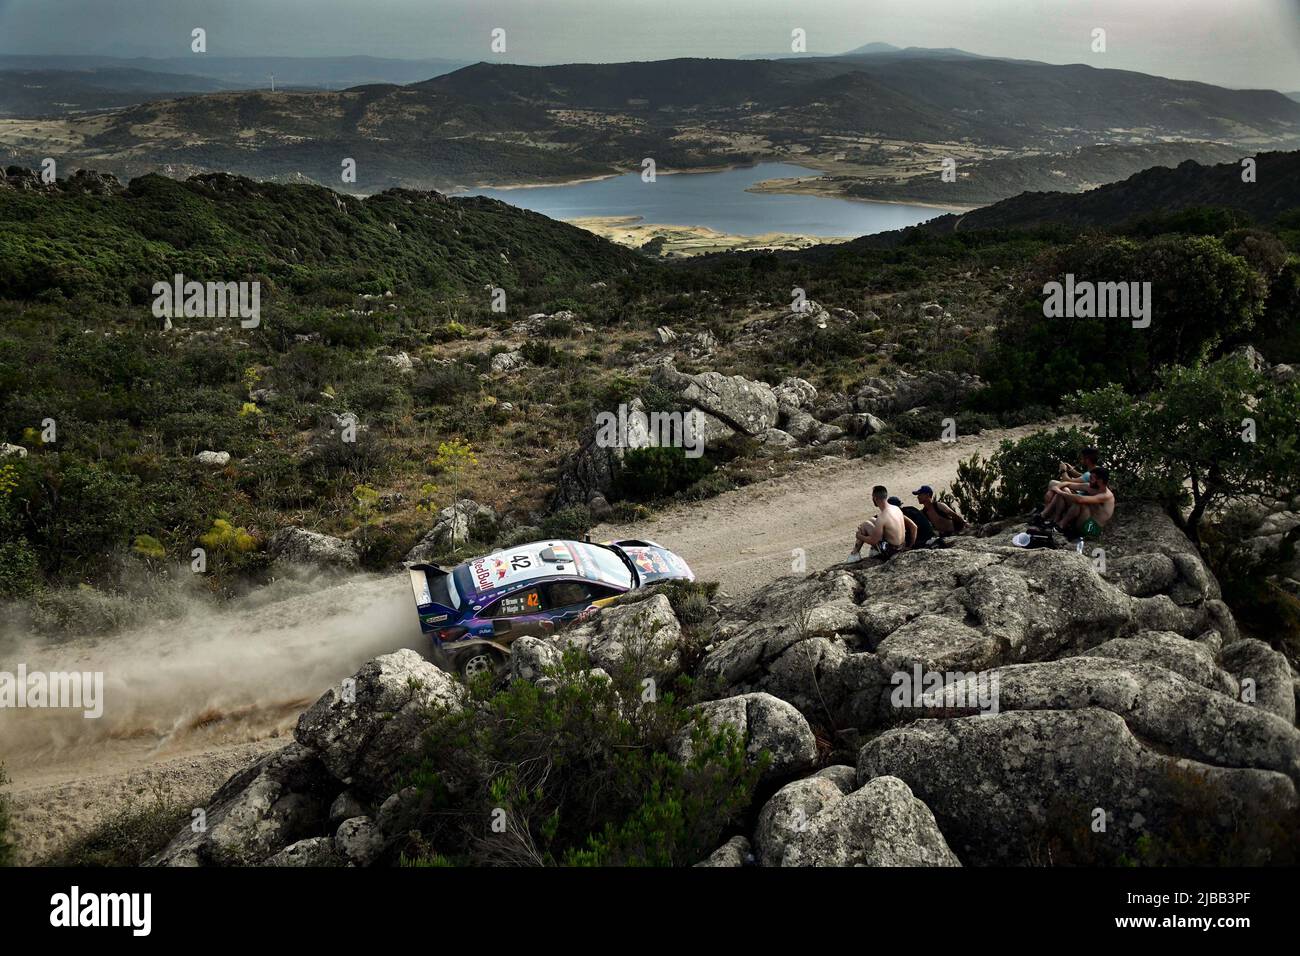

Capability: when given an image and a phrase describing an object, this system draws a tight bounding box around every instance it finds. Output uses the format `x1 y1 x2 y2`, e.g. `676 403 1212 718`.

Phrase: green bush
952 426 1097 521
0 765 13 866
406 650 762 866
541 505 593 540
0 538 40 597
615 447 715 502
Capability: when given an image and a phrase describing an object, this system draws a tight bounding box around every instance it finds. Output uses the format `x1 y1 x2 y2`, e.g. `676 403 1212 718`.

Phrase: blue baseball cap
913 485 934 497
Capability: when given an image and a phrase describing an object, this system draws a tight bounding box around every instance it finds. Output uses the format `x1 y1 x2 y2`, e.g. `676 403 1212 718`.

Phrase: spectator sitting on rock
914 485 966 535
1038 446 1101 528
1050 467 1115 539
850 485 916 562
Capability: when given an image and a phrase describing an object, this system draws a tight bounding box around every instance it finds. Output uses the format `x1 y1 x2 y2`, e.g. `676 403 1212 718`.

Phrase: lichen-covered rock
404 499 496 562
754 775 844 866
262 836 343 867
695 835 752 867
557 593 684 677
268 527 359 569
294 649 465 794
334 816 385 866
150 743 333 866
1219 638 1296 725
858 708 1297 865
652 361 779 436
1083 632 1238 695
676 692 817 784
780 776 961 867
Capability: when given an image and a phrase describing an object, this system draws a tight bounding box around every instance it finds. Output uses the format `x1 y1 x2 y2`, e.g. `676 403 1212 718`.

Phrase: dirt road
2 424 1039 861
595 424 1038 598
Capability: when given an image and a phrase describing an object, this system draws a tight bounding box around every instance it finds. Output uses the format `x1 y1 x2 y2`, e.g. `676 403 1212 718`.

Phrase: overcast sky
2 0 1298 90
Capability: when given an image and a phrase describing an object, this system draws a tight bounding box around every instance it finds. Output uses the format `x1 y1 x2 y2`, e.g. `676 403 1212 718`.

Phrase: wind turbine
270 73 276 92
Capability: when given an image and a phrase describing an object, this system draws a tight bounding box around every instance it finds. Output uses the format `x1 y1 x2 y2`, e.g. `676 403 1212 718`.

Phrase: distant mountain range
0 55 471 115
3 53 1293 193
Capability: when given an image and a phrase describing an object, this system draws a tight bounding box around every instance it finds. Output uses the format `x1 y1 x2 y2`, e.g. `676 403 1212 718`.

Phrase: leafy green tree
1075 355 1300 541
980 235 1268 408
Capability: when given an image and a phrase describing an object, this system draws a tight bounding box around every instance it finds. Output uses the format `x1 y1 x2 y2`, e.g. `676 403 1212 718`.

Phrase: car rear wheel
457 649 499 680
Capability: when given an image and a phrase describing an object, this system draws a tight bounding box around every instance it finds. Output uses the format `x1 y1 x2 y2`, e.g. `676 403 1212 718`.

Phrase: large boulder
150 743 334 866
1219 638 1296 725
779 775 962 867
268 527 359 569
652 361 779 437
556 593 685 677
695 835 752 867
858 708 1297 865
675 692 817 784
294 649 465 795
404 499 496 563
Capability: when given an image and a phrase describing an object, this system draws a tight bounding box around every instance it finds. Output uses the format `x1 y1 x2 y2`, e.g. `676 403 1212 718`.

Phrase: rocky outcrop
852 369 982 416
674 692 817 785
268 527 359 569
652 361 778 437
858 708 1295 865
294 649 465 795
404 499 496 562
150 650 465 867
155 499 1297 868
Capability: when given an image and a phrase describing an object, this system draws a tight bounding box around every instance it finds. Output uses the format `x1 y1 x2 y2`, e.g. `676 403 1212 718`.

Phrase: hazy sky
2 0 1298 90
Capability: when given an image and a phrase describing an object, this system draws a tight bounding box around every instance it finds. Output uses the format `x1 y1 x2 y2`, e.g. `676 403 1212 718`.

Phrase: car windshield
590 543 638 588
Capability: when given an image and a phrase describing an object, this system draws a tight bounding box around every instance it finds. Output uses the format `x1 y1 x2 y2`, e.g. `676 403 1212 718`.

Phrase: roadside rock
150 743 333 866
556 593 685 677
294 649 465 795
676 692 817 784
780 775 962 867
404 499 496 562
195 450 231 467
268 527 359 569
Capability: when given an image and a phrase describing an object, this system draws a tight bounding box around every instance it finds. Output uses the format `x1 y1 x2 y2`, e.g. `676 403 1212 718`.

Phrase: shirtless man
1048 467 1115 538
914 485 966 535
850 485 916 562
1040 447 1100 526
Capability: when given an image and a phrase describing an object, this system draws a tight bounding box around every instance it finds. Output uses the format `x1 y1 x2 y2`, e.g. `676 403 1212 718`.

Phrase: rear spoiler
407 563 446 610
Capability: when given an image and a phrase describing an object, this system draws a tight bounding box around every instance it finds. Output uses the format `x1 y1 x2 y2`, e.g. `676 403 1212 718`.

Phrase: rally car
407 538 694 679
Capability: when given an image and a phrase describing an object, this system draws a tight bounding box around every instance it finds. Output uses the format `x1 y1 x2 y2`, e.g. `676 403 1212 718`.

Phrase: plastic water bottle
1075 539 1085 555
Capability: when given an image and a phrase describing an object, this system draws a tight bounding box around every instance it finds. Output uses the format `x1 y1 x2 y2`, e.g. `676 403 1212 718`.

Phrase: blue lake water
462 163 947 238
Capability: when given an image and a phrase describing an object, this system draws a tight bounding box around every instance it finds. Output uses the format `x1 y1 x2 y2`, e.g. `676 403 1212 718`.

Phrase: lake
462 163 947 239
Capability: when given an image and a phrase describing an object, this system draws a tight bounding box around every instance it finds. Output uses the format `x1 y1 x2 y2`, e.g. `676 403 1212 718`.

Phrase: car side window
546 581 593 609
484 587 544 618
548 581 624 608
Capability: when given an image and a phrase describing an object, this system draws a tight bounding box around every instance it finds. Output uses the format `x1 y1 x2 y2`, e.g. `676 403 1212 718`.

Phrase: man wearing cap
915 485 966 536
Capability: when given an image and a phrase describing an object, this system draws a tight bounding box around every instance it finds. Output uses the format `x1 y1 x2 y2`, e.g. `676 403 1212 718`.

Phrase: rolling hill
912 150 1300 235
0 168 642 304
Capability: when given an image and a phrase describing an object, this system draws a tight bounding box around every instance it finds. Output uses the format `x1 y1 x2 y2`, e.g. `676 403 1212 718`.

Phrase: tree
1074 355 1300 542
